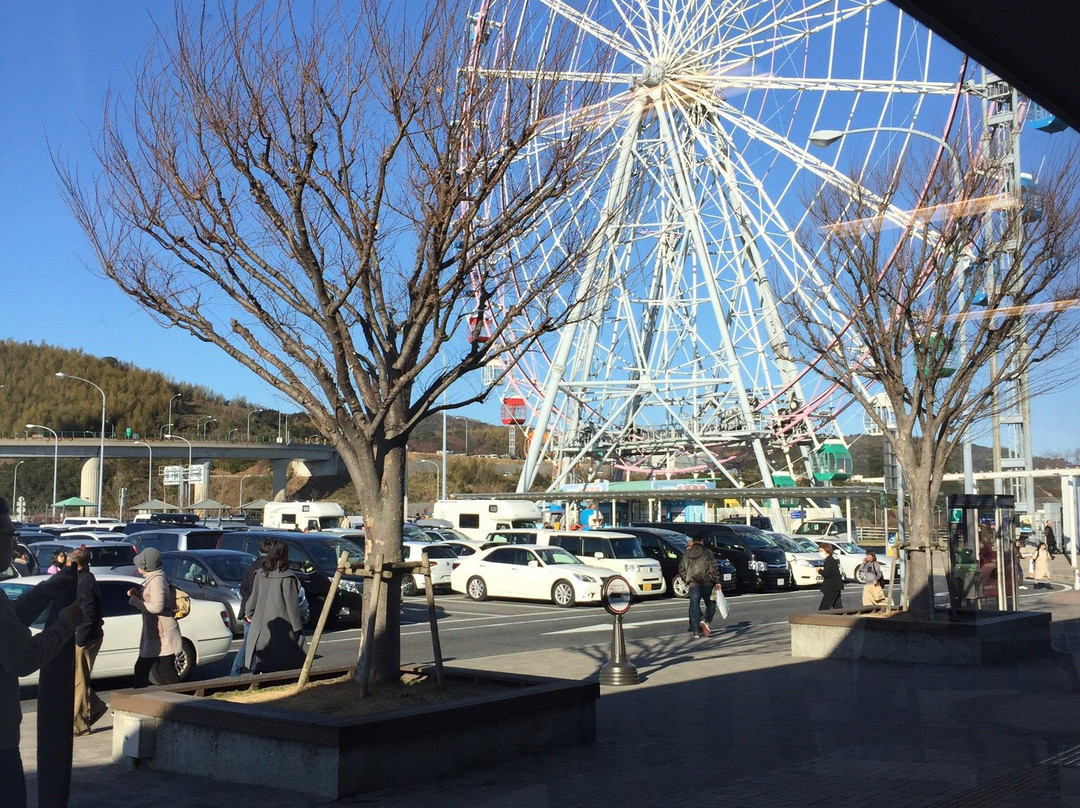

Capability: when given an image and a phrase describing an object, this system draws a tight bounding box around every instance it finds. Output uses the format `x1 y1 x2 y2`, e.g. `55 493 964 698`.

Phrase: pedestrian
1014 538 1029 591
68 547 108 736
858 551 885 606
11 548 30 576
230 538 273 676
1045 521 1058 557
1032 541 1052 589
863 577 888 607
677 535 720 638
243 540 306 674
127 547 182 688
47 549 68 574
818 543 844 610
0 498 82 808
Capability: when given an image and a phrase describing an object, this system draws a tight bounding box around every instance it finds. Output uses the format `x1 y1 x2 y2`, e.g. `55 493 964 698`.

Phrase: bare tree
788 139 1080 618
60 0 611 681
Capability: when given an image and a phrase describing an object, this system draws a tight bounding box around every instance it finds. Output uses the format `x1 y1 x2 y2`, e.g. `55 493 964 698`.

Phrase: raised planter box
110 666 599 799
789 608 1052 665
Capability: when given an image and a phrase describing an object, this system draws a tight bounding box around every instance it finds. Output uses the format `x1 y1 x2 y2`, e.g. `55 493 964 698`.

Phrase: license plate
776 578 786 586
642 583 654 591
723 574 733 581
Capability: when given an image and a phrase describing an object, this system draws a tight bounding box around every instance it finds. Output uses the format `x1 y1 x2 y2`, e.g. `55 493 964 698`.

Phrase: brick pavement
22 567 1080 808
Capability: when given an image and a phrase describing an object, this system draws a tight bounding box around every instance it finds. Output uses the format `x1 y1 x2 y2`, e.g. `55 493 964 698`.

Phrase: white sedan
0 574 234 685
401 541 461 597
450 544 612 607
806 539 898 582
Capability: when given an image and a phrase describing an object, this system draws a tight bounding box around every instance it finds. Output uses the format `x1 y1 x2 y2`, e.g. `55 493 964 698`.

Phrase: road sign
187 465 205 484
790 509 806 519
162 466 183 486
950 508 963 524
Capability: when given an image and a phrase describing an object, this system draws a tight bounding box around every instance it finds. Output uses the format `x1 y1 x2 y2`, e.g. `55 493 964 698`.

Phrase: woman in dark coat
818 543 844 610
243 540 306 674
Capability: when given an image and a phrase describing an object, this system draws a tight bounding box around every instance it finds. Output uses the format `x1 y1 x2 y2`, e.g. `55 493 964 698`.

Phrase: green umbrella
52 496 96 508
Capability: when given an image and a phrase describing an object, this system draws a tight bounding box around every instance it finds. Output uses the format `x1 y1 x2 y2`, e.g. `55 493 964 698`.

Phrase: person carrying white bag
678 536 723 638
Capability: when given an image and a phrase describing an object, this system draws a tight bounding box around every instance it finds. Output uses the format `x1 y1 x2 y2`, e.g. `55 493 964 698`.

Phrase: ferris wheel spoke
536 0 646 63
720 0 880 62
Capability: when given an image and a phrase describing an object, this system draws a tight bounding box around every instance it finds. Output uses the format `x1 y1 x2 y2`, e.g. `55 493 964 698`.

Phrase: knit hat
133 547 162 572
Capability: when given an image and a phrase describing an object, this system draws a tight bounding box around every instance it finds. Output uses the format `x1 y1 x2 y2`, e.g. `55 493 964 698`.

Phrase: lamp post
246 409 263 442
26 424 58 518
196 415 215 437
165 433 192 509
415 458 440 503
239 473 264 509
226 428 238 442
200 417 217 438
56 372 106 517
808 126 972 495
133 440 153 503
167 393 182 436
11 460 24 508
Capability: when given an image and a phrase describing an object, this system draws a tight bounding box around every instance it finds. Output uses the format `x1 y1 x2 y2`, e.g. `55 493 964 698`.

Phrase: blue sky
1 2 1076 456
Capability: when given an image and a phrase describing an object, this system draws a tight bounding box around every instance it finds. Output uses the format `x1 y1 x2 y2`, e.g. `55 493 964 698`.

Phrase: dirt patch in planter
209 671 518 719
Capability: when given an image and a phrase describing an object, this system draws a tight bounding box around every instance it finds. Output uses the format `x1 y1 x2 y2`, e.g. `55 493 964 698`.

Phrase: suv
614 526 738 597
633 522 789 592
133 528 224 553
488 529 666 597
28 539 138 576
217 530 365 627
795 518 859 543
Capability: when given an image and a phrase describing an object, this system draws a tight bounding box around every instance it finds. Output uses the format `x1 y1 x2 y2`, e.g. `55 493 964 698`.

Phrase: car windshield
833 541 863 554
88 545 137 567
205 553 257 582
797 522 830 536
305 538 365 569
794 538 819 553
536 548 582 566
0 582 32 598
730 529 777 549
657 533 689 551
609 538 645 559
770 535 799 552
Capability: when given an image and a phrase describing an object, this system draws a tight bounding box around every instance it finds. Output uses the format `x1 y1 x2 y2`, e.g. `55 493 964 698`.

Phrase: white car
0 574 234 684
400 541 460 597
807 539 897 582
768 533 826 588
450 544 612 607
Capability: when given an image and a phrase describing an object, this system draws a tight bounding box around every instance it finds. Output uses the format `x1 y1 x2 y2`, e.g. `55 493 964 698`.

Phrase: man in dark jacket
818 543 844 610
678 536 720 637
69 547 107 736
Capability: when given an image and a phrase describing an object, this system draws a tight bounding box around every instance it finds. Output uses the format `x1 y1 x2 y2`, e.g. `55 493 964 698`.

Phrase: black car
613 526 738 596
633 522 789 592
161 549 257 635
217 530 365 627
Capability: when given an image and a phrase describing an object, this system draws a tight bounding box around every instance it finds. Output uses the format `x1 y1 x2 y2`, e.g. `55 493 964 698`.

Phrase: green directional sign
950 508 963 524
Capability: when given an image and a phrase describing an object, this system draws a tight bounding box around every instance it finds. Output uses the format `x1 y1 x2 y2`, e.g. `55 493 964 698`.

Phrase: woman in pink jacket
127 547 183 687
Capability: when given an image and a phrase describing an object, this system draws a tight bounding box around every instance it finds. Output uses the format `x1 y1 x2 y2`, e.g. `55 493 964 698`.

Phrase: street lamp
26 424 58 518
200 417 218 438
226 428 238 442
133 440 153 503
56 372 106 517
11 460 24 509
808 126 972 494
165 433 192 509
246 409 263 442
239 473 265 509
196 415 215 437
415 458 440 502
167 393 182 436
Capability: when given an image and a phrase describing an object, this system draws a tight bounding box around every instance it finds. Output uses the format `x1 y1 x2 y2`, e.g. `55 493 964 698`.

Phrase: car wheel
551 580 576 607
466 576 488 601
401 574 418 598
671 575 690 598
174 638 196 681
854 567 867 584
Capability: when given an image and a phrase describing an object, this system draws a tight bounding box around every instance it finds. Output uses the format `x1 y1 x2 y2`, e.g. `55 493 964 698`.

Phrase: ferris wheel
465 0 984 494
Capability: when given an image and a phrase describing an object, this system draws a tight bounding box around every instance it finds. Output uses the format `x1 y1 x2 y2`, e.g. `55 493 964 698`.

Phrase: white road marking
546 618 790 635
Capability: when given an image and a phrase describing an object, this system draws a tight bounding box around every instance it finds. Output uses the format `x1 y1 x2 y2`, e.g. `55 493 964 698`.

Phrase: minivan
613 525 738 596
217 530 365 627
633 522 789 591
487 529 666 597
133 528 224 553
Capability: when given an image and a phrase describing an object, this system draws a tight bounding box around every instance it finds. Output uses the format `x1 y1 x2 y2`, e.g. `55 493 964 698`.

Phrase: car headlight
229 586 242 597
338 578 362 594
795 560 811 568
749 560 767 572
572 573 597 583
623 563 642 573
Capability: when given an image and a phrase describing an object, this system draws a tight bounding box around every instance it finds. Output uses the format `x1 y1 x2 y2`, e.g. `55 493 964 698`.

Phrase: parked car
488 529 666 597
437 538 488 558
217 530 364 627
0 543 40 578
27 539 138 577
15 530 55 545
400 541 459 597
795 517 859 543
160 549 308 634
632 522 789 592
767 532 825 588
450 544 613 606
0 574 233 683
805 537 897 582
613 526 738 596
133 527 225 552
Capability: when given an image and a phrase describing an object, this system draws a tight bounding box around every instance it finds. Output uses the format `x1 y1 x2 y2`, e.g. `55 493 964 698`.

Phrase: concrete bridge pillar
79 457 100 511
190 459 212 505
272 459 290 501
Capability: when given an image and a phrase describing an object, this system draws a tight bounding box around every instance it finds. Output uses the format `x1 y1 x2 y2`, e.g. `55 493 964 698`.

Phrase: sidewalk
25 586 1080 808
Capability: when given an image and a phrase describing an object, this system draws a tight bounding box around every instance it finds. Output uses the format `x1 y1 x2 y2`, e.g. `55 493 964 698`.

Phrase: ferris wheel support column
518 96 649 492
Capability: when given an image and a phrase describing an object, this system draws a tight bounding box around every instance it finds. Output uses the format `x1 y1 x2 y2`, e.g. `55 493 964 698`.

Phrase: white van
488 528 666 597
262 501 345 531
432 499 542 542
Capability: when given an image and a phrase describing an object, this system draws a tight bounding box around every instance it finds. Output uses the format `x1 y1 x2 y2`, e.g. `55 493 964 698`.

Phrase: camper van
432 499 542 542
261 501 346 532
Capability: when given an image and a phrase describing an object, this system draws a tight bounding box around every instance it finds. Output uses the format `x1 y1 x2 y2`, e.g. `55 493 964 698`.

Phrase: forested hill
0 339 256 440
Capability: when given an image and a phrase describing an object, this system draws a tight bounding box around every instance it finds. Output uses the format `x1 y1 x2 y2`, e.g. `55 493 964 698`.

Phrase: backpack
172 586 191 620
685 546 719 586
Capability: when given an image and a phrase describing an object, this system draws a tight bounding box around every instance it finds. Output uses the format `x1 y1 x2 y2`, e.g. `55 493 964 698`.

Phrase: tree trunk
905 476 937 619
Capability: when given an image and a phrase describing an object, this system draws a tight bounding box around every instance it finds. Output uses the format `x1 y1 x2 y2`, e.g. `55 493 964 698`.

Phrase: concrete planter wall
789 608 1052 665
110 666 599 799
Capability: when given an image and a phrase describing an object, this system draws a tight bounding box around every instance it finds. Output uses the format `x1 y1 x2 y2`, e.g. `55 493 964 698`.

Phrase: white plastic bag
712 586 729 620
